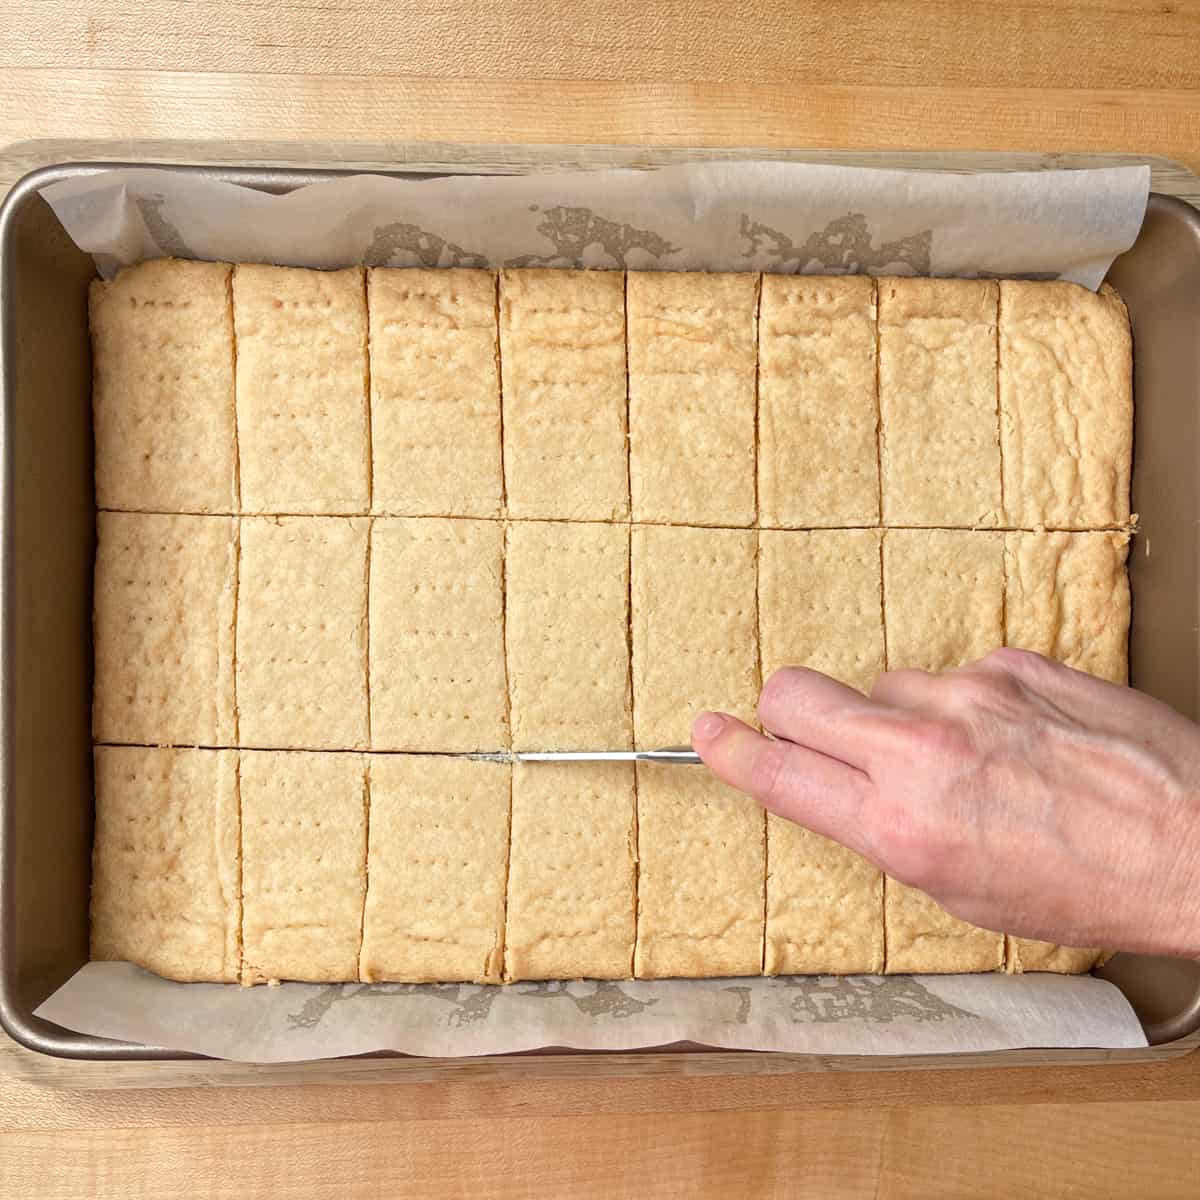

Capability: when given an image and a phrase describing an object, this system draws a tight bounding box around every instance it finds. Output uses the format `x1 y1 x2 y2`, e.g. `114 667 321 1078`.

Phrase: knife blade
514 748 702 764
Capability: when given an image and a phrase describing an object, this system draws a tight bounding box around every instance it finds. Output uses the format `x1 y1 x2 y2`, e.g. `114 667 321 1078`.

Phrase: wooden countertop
1 0 1199 173
3 2 1200 1195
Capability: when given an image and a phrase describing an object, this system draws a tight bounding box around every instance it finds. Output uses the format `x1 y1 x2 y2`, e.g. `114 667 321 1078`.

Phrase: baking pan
1 162 1199 1062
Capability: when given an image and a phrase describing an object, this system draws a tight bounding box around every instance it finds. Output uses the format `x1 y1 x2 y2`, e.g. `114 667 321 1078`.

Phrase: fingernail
691 711 727 741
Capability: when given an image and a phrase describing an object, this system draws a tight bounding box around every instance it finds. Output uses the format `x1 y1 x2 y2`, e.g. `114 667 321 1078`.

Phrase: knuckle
759 667 799 712
904 715 972 763
982 645 1024 669
946 667 1036 728
870 668 926 702
758 667 810 726
943 671 1005 712
983 645 1046 679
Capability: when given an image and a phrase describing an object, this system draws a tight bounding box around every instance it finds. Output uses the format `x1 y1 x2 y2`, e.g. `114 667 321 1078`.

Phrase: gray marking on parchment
741 212 933 275
134 194 194 259
286 978 657 1031
514 979 659 1019
366 221 489 269
723 985 754 1024
773 975 976 1025
505 205 680 268
286 982 501 1031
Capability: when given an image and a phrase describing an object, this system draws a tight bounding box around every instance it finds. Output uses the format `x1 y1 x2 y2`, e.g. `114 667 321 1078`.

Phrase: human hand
691 648 1200 958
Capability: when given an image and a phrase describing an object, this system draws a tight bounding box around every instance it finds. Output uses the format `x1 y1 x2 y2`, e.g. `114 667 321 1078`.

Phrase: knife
514 748 702 764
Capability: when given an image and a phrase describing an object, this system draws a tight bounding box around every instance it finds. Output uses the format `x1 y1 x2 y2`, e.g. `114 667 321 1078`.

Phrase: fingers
870 668 941 709
691 711 874 851
757 667 891 770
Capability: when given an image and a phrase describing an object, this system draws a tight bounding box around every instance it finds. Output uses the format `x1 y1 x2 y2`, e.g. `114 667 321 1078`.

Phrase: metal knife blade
514 748 702 764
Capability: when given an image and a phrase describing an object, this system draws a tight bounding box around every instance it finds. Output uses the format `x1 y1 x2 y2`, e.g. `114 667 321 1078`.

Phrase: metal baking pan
2 161 1199 1062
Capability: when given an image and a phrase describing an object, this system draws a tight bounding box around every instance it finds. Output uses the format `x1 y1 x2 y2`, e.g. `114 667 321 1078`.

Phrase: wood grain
3 1109 890 1198
0 0 1197 89
4 1103 1200 1198
3 72 1199 173
3 2 1200 1195
2 0 1200 171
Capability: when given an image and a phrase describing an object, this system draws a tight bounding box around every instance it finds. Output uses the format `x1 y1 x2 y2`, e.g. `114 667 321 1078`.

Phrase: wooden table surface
4 3 1200 1195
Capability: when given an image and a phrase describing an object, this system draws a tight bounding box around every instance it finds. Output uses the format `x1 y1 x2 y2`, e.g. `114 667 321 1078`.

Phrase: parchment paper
38 963 1145 1063
41 161 1149 288
34 161 1151 1061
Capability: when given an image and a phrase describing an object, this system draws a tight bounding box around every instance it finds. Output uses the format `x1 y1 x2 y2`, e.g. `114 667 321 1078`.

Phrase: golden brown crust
500 268 629 521
631 524 759 748
505 762 636 981
359 756 510 984
240 751 368 985
758 275 879 526
234 264 370 515
505 521 632 751
999 279 1132 527
627 270 758 525
368 517 509 752
92 512 237 746
369 268 503 518
634 765 764 979
90 258 237 513
90 746 240 983
878 277 1002 527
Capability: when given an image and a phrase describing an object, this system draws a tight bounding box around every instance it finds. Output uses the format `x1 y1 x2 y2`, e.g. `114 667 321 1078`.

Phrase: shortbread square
758 529 884 695
369 268 503 518
360 755 510 984
635 765 764 978
240 750 368 984
883 530 1004 672
1000 281 1132 528
90 258 237 513
234 264 370 514
92 512 237 746
500 269 629 520
369 517 509 752
1004 531 1130 686
878 277 1001 527
505 521 631 751
631 525 759 748
90 746 240 983
237 516 370 750
504 761 637 981
765 820 883 975
885 881 1004 974
758 275 879 527
627 271 758 526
